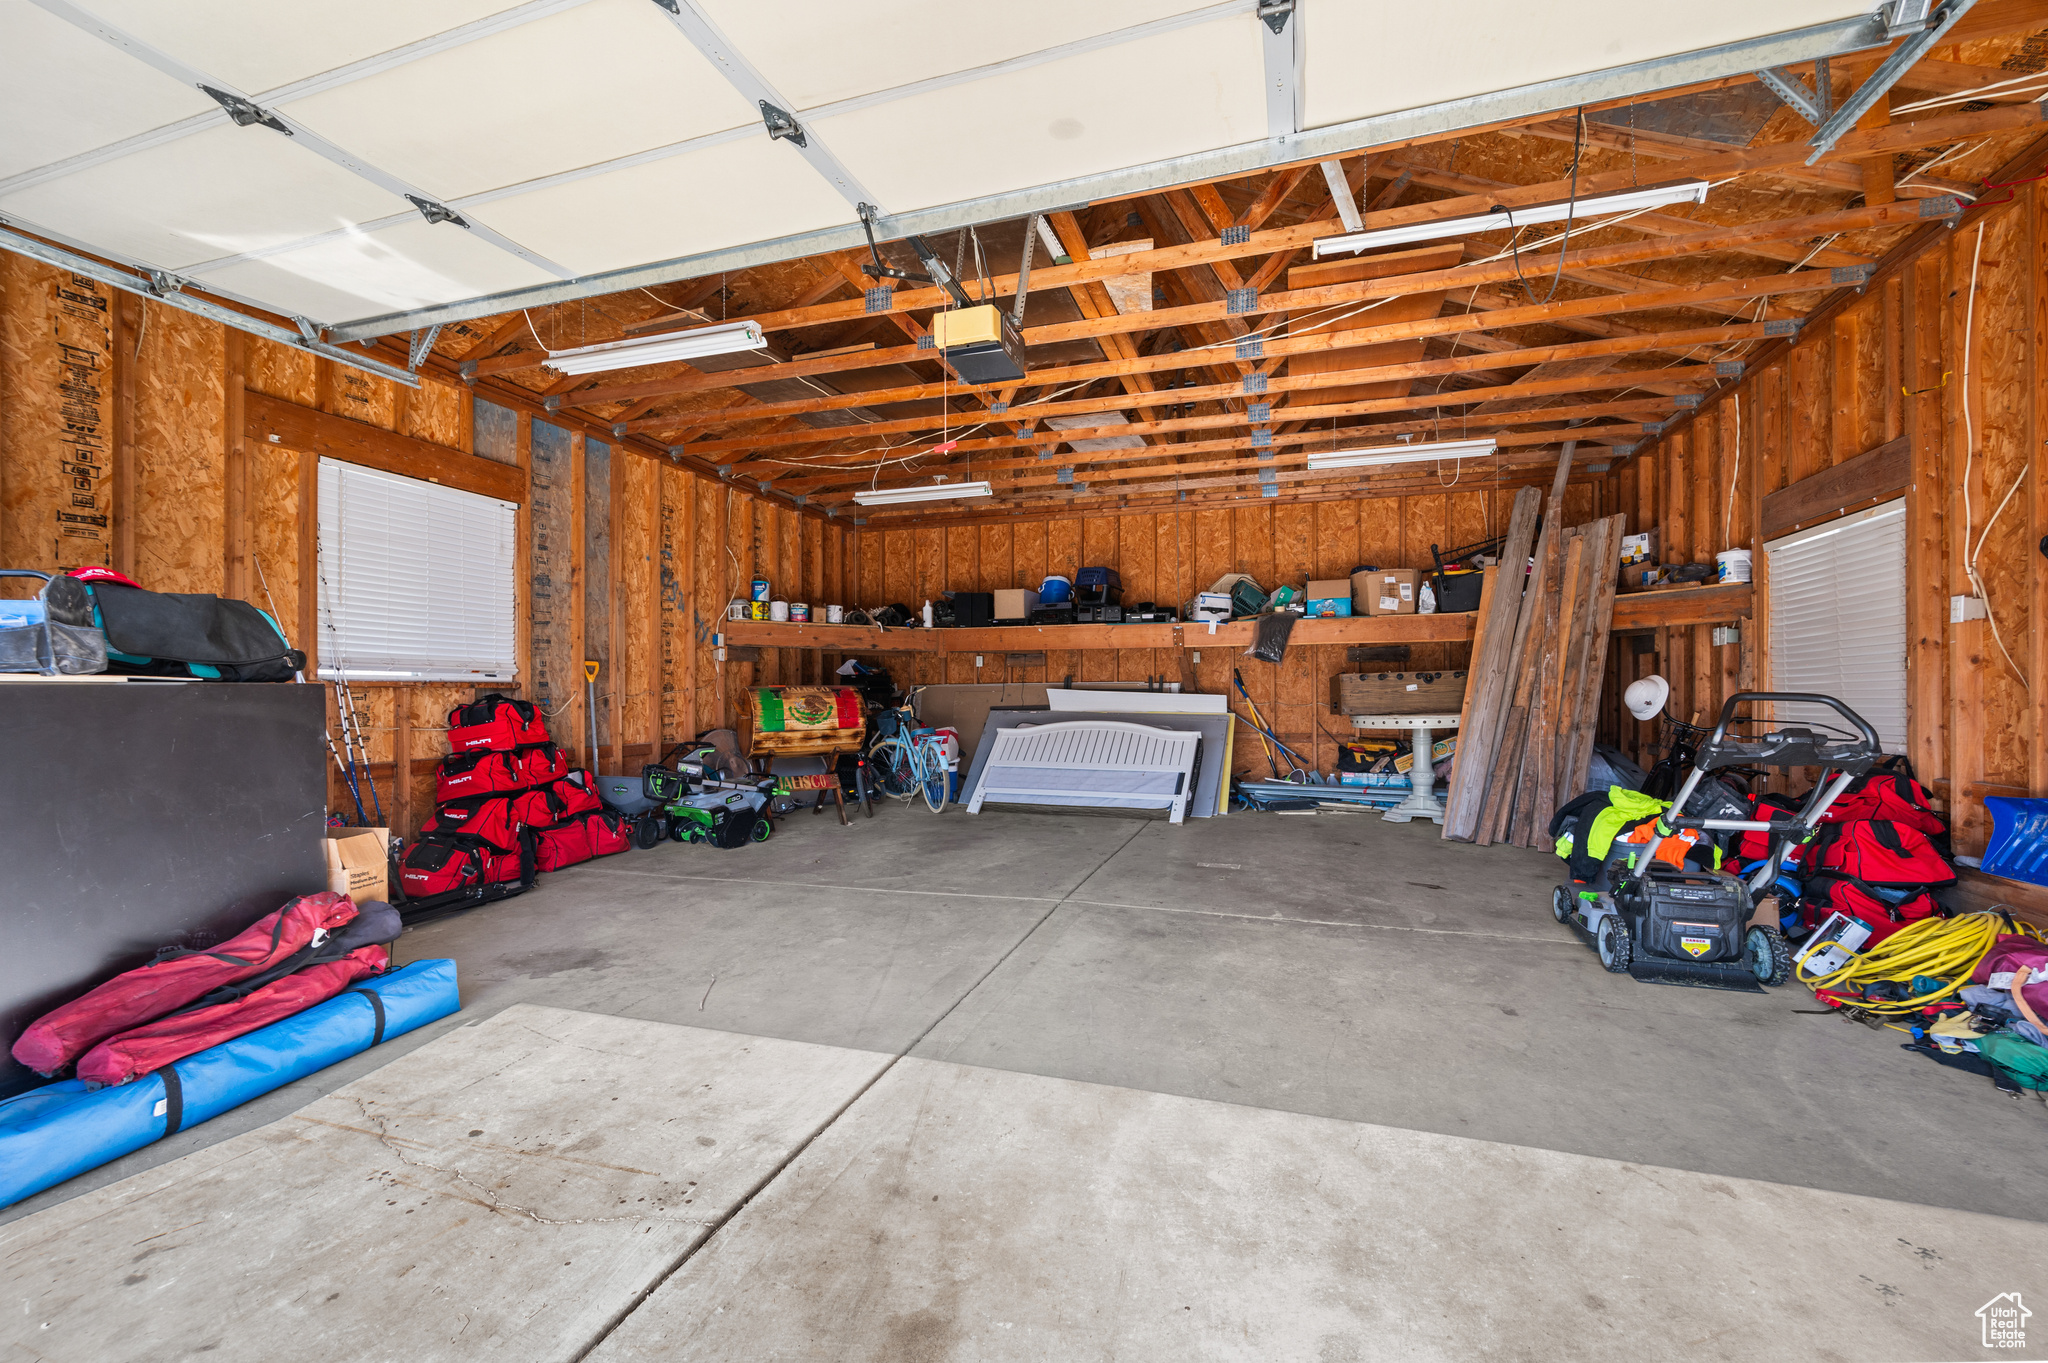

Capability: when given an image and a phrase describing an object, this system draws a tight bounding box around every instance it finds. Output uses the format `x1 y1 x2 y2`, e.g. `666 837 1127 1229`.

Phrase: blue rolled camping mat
0 958 459 1209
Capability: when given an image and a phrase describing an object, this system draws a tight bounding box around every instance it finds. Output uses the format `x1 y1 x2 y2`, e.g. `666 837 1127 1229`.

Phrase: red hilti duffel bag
11 893 359 1077
481 839 535 888
1810 819 1955 886
435 749 526 802
77 947 389 1087
446 694 549 753
1802 873 1945 946
515 742 569 787
531 809 632 872
398 835 487 899
549 771 604 818
419 794 534 852
1819 766 1947 839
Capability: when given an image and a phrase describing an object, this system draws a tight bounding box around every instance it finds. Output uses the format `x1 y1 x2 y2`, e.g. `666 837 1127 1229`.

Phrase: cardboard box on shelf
1352 568 1419 615
324 827 389 904
1620 530 1660 565
1303 579 1354 618
1621 563 1661 591
992 588 1039 622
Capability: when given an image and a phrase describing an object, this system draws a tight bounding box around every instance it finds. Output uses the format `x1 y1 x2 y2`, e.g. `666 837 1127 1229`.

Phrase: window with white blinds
316 459 517 682
1764 499 1907 753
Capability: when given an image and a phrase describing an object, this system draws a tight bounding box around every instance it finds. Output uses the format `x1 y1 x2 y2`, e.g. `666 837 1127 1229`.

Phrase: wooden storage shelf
722 584 1751 655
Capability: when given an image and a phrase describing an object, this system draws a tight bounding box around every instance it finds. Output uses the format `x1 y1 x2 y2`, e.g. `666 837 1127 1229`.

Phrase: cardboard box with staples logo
325 827 389 904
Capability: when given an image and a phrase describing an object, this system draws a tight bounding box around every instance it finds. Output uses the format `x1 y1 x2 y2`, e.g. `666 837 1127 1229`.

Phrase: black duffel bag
49 576 303 681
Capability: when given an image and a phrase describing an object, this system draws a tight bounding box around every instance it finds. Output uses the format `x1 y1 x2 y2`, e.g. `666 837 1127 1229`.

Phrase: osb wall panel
0 255 114 581
845 487 1563 775
132 302 224 595
617 451 658 751
1615 182 2048 854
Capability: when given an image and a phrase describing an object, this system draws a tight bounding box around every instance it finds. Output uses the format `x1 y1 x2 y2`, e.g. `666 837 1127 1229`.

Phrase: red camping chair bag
10 892 358 1077
512 743 568 788
75 946 387 1087
398 836 486 899
435 750 525 802
1803 873 1944 946
549 771 604 818
418 795 525 852
1811 819 1955 886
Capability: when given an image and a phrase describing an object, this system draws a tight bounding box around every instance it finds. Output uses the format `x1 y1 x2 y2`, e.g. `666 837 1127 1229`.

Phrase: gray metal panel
0 682 327 1098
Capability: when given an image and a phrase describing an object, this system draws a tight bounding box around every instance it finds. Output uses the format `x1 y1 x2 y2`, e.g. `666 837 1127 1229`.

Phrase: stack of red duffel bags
1744 758 1958 945
397 693 633 914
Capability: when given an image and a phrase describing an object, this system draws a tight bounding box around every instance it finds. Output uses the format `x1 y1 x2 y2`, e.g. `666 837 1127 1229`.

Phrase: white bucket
1715 549 1752 584
825 604 844 623
770 600 790 622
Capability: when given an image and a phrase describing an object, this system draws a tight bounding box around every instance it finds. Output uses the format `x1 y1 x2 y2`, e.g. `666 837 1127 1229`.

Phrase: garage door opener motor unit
1553 692 1882 990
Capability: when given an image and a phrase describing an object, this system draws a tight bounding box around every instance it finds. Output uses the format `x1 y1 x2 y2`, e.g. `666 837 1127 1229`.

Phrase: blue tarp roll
0 958 459 1209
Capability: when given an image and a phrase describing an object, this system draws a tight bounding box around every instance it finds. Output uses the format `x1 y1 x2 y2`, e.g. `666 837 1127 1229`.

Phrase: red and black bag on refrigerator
1802 873 1945 946
435 749 527 802
1810 819 1956 886
446 694 548 753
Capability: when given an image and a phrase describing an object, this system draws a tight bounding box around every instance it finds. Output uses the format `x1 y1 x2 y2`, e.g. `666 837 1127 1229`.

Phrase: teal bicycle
867 687 953 812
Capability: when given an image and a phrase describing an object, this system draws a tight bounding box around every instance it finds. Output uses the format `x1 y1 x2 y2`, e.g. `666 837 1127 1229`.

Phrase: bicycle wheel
871 739 918 799
919 750 948 812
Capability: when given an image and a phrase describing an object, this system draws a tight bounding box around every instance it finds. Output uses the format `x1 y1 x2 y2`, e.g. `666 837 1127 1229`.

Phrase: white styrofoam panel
0 5 219 182
700 0 1220 109
278 0 757 202
71 0 530 95
467 135 854 277
191 215 557 320
815 13 1265 215
0 121 407 272
1302 0 1877 129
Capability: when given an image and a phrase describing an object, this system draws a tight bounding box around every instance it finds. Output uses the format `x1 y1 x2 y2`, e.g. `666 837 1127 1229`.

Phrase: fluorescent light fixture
853 480 994 507
1305 437 1497 470
1313 181 1710 258
542 319 767 374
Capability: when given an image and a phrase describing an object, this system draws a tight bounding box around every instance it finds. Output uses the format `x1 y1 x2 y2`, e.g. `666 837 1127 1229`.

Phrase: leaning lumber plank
1442 486 1542 841
1561 515 1629 799
1515 530 1587 847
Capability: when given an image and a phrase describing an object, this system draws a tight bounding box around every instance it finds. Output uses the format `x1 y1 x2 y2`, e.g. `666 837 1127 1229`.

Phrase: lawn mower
1554 691 1882 991
641 747 777 847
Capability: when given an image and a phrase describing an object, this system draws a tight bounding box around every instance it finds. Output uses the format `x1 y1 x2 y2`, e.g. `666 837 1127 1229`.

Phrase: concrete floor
6 801 2047 1360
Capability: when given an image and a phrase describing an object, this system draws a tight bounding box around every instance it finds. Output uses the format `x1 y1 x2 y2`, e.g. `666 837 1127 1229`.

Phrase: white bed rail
966 720 1201 824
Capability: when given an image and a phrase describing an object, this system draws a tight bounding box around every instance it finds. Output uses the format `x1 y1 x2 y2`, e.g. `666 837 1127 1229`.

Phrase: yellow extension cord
1795 910 2047 1017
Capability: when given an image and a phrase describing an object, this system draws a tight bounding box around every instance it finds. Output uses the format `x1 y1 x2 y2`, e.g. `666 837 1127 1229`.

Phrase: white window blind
316 458 517 682
1764 499 1907 752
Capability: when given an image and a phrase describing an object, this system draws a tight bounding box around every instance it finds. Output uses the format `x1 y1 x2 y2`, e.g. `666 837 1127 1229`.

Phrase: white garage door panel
818 14 1266 217
71 0 536 96
0 6 217 182
470 135 854 277
194 218 559 321
704 0 1224 110
278 0 757 202
0 122 406 271
1303 0 1875 129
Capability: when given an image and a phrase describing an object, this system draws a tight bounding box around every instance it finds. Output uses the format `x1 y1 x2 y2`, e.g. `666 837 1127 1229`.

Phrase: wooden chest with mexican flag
752 686 863 733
